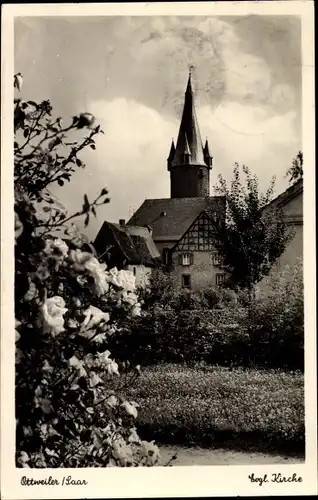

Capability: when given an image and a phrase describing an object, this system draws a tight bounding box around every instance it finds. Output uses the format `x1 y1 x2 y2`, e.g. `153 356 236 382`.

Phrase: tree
14 74 161 468
286 151 303 184
211 163 293 294
139 266 180 310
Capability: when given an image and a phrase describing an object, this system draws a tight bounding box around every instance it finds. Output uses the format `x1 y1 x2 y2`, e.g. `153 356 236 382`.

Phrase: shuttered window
178 253 193 266
215 273 225 286
182 274 191 289
212 253 222 267
182 253 190 266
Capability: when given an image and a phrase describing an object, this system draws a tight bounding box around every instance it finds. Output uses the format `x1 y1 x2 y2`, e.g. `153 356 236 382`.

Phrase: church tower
167 71 213 198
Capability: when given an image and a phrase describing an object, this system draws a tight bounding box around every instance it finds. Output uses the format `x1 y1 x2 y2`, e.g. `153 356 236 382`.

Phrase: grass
122 364 305 457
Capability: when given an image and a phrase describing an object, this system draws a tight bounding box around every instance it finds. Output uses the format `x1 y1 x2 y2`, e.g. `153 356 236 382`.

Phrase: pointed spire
186 67 194 94
172 71 206 168
168 139 176 160
203 138 213 168
167 139 176 169
204 139 211 157
186 65 195 92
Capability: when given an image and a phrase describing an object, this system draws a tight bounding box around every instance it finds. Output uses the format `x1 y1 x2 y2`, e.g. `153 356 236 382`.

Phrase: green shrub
200 285 239 309
250 260 304 370
109 262 304 371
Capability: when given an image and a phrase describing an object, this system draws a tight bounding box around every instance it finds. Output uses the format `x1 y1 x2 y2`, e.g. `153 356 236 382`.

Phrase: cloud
50 98 177 239
199 101 298 189
15 15 301 240
102 16 283 113
51 95 299 241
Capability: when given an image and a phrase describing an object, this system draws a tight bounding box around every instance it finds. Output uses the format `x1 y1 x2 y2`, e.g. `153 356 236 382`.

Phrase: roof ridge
265 178 303 210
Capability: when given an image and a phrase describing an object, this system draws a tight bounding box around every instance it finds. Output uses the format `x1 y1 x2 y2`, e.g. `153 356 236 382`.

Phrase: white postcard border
1 2 316 498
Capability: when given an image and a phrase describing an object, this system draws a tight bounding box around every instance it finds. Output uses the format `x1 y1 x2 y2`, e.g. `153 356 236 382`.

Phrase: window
212 253 222 267
178 253 193 266
215 273 225 286
182 274 191 289
182 253 191 266
162 248 170 265
133 267 136 276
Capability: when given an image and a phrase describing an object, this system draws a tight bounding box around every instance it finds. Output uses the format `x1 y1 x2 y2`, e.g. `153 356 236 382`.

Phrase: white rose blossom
85 257 109 296
128 427 140 444
131 303 142 317
44 238 69 259
106 359 119 376
82 353 96 369
120 290 139 306
70 249 109 296
111 437 134 466
39 296 68 336
89 371 103 387
68 355 87 378
17 451 29 468
24 280 38 301
106 395 118 409
139 440 160 466
107 268 136 292
80 305 110 331
91 332 107 344
121 401 139 419
98 350 119 376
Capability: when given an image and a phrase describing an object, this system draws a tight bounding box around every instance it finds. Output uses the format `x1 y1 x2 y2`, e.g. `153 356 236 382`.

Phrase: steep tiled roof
125 225 160 259
167 140 176 162
130 235 154 263
93 221 160 266
128 196 226 241
108 223 139 262
262 178 303 226
203 139 212 158
265 178 303 209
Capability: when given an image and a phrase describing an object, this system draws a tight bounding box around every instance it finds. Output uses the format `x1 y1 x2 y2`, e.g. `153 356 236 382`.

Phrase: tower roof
172 71 206 167
204 139 212 158
183 134 191 156
167 139 176 160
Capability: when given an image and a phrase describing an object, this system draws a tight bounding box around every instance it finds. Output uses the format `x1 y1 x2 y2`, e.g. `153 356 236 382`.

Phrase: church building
94 71 303 292
127 72 227 291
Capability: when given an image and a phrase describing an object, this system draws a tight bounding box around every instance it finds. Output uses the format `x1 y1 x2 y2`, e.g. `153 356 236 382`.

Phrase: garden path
159 446 304 466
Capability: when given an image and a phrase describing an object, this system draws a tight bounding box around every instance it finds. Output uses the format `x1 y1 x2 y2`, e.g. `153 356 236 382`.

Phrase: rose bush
14 74 160 467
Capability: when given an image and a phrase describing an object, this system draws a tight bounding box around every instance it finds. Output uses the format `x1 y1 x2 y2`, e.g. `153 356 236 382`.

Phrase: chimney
119 219 125 227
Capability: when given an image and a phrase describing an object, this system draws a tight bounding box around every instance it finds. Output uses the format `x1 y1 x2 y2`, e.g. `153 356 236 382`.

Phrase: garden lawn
123 364 305 456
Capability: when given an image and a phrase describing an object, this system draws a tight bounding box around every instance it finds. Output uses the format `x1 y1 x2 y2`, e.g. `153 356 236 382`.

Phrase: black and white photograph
1 1 316 498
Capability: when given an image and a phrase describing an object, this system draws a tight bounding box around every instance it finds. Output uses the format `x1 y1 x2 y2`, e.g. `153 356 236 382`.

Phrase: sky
14 15 302 240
